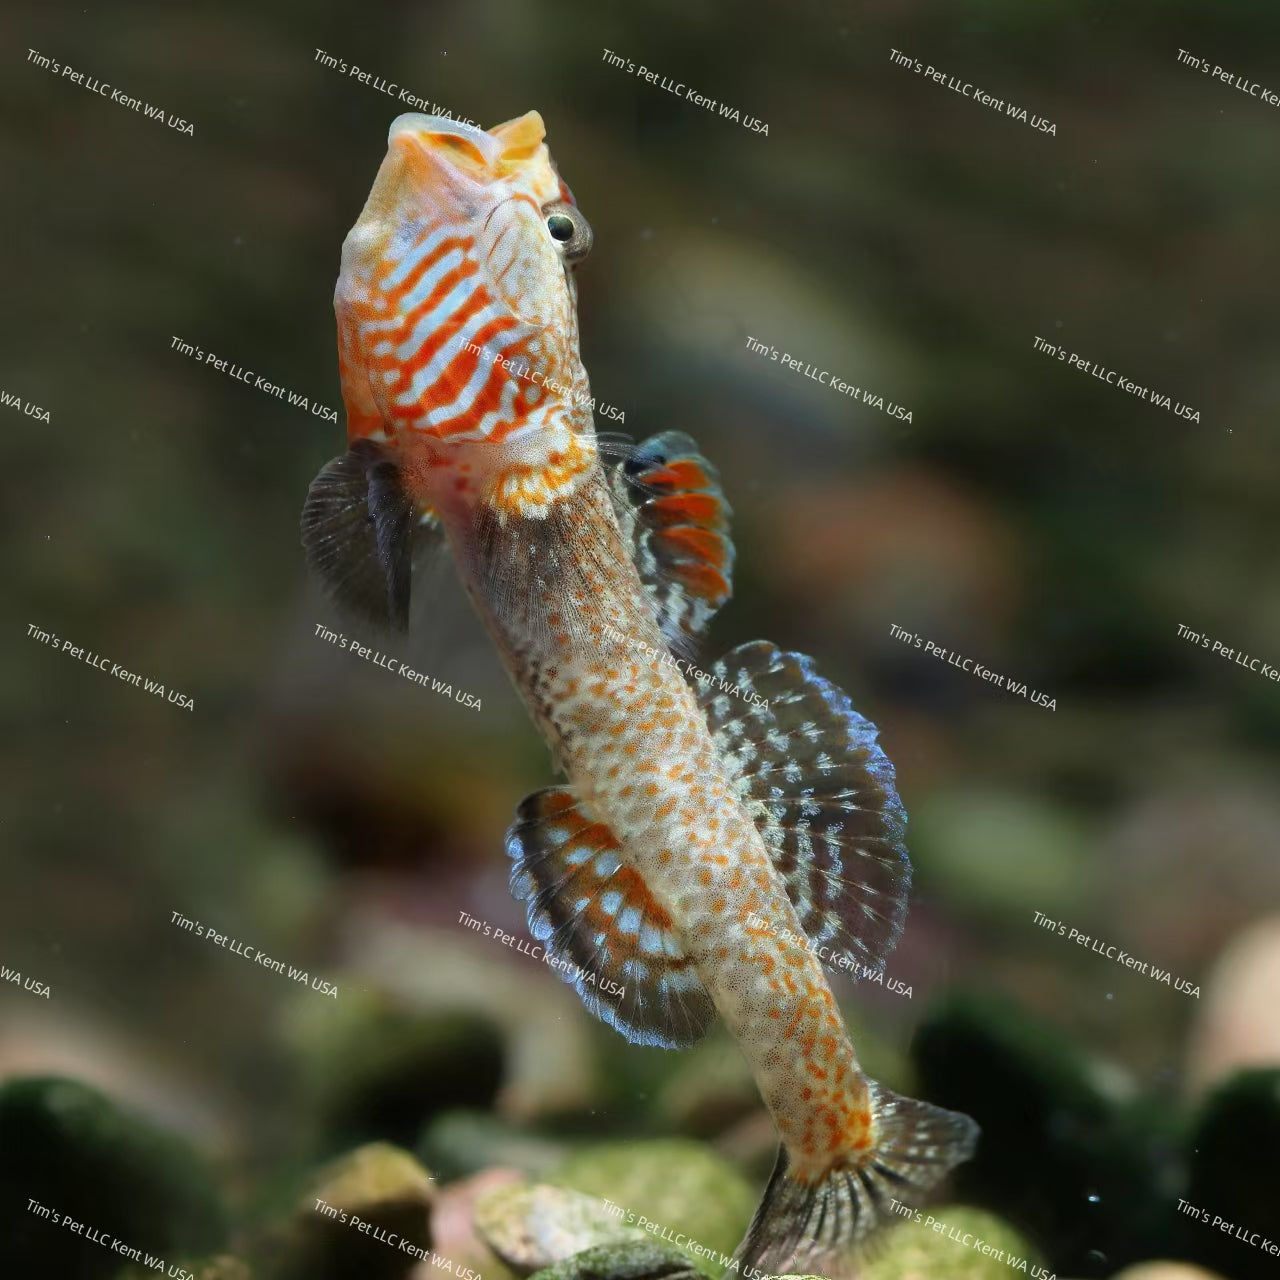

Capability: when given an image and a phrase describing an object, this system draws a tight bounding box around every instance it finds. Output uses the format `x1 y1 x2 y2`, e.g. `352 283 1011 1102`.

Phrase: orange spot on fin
608 430 735 646
507 786 715 1048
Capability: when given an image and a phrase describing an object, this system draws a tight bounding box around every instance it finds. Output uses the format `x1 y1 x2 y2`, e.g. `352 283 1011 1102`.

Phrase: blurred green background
3 1 1279 1278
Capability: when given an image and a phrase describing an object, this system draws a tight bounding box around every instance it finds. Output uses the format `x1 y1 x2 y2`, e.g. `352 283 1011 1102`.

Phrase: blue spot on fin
505 786 716 1048
697 641 912 973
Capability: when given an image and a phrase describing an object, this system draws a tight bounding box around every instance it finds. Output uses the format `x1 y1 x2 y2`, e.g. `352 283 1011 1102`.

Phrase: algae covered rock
863 1205 1047 1280
285 990 505 1156
0 1075 226 1280
1180 1068 1280 1280
913 991 1173 1273
653 1037 761 1137
527 1240 704 1280
276 1141 435 1280
548 1139 755 1276
347 919 598 1121
1187 916 1280 1093
419 1107 567 1182
191 1260 255 1280
475 1181 649 1273
432 1167 526 1280
910 791 1090 916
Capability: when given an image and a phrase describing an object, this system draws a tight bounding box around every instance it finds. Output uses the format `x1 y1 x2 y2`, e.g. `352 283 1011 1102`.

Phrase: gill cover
335 110 579 438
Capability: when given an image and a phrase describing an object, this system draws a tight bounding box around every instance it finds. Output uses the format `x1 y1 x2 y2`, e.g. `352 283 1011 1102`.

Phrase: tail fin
734 1081 979 1279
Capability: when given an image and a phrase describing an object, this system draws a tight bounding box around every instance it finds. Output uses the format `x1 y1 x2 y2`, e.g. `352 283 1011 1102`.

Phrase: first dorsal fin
300 439 438 631
607 431 734 652
506 787 717 1048
696 641 911 974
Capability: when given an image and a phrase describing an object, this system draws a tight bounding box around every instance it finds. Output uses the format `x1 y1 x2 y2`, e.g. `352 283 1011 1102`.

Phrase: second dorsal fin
607 431 734 652
697 641 912 974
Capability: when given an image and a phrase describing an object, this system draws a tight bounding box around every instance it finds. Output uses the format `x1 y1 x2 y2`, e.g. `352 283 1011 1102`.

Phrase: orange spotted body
304 109 978 1278
454 473 876 1182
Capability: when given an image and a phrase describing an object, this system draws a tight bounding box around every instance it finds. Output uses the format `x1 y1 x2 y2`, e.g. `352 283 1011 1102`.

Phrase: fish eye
543 201 592 264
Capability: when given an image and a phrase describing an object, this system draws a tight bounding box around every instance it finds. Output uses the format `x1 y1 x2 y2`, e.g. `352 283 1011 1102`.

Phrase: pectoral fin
300 440 437 631
506 787 716 1048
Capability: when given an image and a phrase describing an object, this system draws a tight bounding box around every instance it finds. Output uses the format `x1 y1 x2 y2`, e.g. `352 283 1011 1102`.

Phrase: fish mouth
388 110 547 181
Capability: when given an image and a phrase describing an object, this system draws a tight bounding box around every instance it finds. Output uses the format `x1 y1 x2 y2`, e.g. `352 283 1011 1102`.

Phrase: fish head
336 110 598 517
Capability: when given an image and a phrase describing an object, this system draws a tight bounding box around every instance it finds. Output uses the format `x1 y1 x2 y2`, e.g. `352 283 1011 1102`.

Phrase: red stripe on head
379 287 492 400
380 259 481 353
379 234 475 309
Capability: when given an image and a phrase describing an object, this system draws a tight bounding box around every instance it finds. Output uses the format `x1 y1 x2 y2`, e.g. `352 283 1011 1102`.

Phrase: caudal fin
734 1080 979 1280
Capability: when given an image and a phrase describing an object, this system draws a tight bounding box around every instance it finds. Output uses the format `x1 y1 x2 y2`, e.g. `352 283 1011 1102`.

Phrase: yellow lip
387 111 548 179
488 110 547 170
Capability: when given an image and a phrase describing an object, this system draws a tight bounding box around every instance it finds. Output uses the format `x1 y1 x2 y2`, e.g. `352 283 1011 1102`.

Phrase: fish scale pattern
482 478 875 1177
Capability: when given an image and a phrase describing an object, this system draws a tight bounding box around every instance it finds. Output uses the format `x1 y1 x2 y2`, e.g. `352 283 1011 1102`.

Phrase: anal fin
505 787 716 1048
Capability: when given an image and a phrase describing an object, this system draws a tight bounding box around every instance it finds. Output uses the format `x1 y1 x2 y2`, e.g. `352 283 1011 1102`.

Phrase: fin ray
301 440 439 631
506 787 716 1048
735 1083 979 1278
607 431 734 651
698 641 911 973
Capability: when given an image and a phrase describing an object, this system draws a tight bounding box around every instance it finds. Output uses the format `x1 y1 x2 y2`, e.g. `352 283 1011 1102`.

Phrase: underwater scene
3 1 1279 1278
